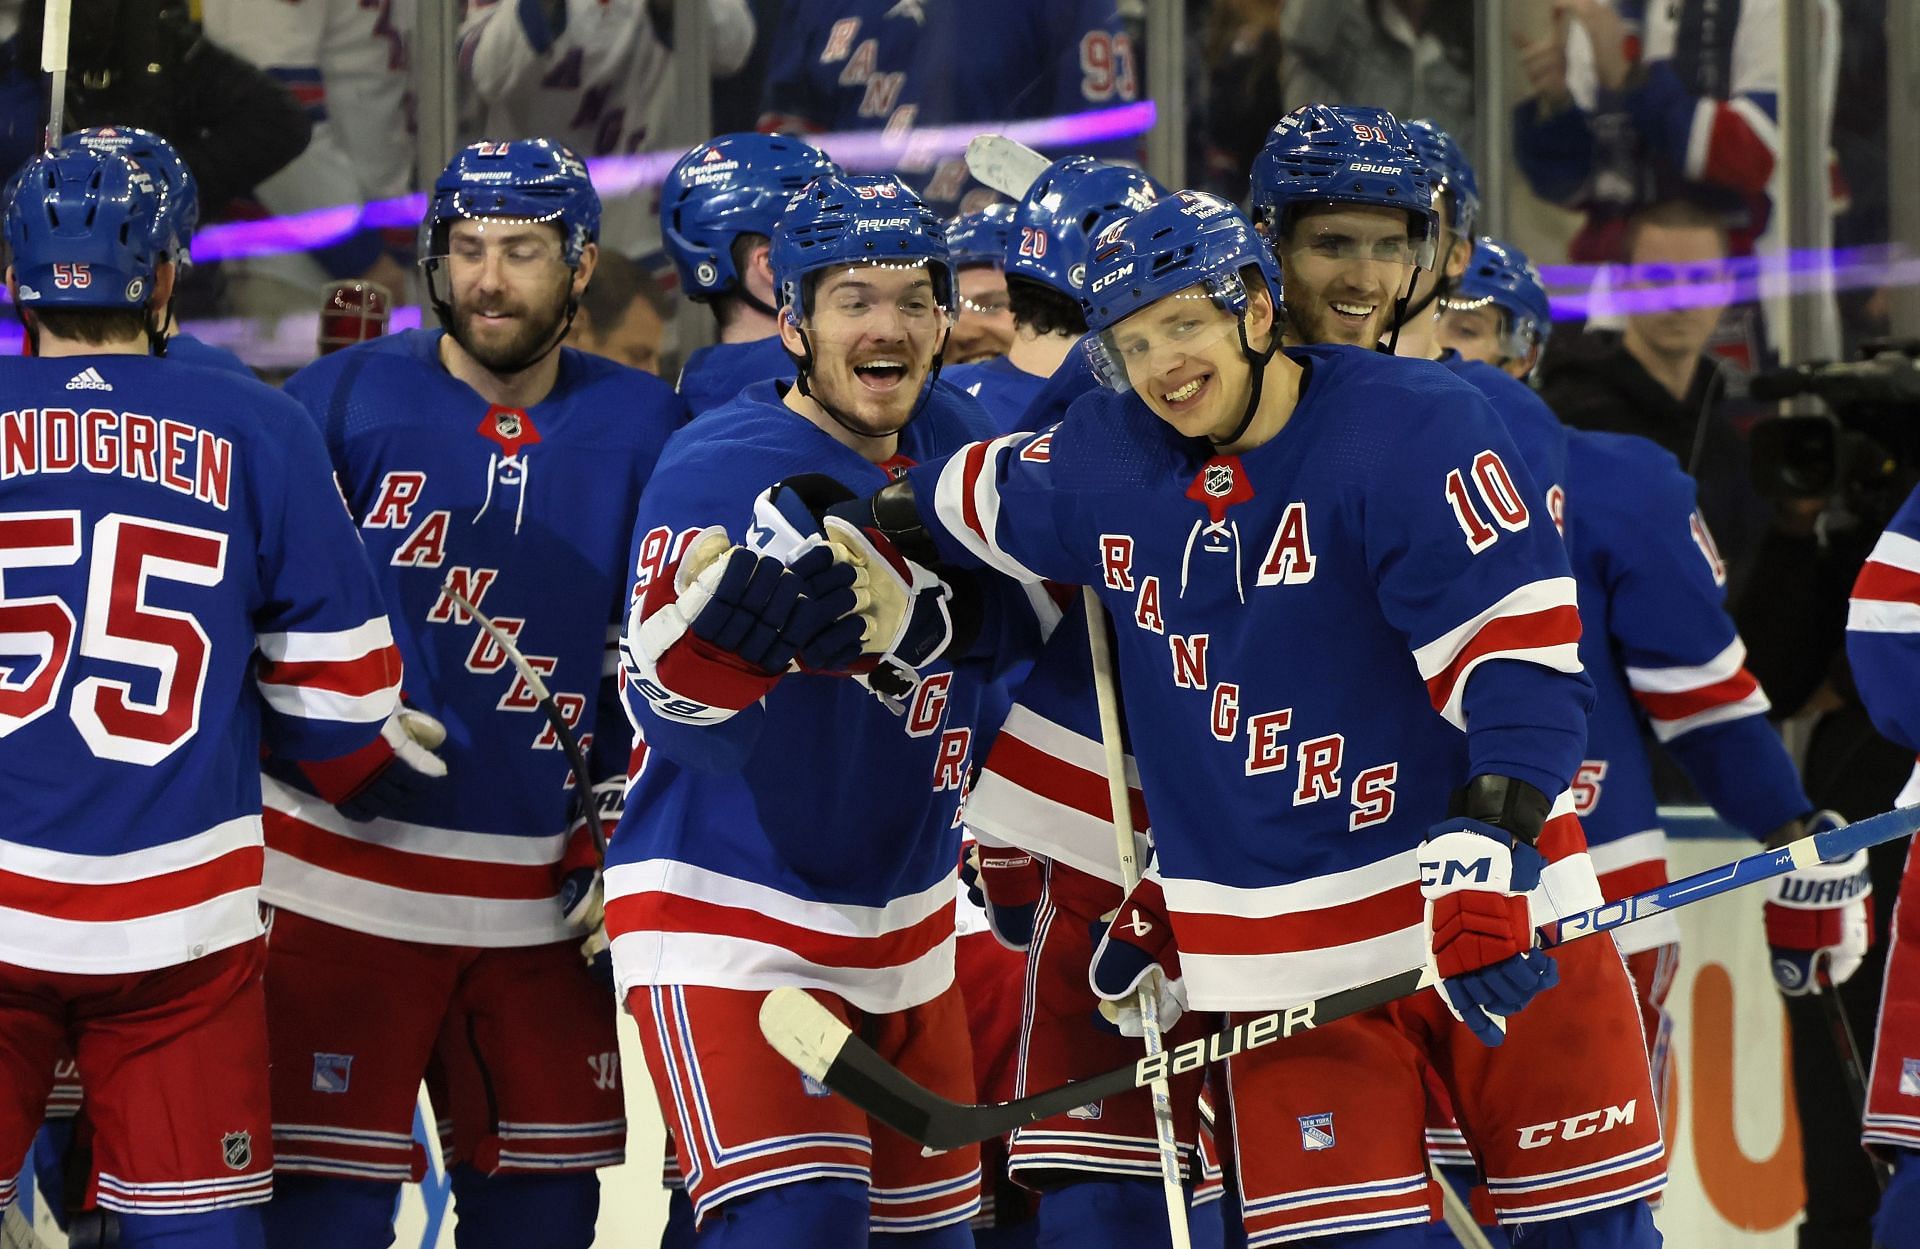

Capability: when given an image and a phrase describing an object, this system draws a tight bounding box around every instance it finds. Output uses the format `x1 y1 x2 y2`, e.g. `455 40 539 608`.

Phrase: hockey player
945 204 1017 365
944 157 1162 435
1851 485 1920 1246
608 172 1041 1247
460 0 755 159
67 125 255 377
811 192 1669 1246
0 146 413 1249
662 132 839 415
1434 239 1554 380
256 139 684 1249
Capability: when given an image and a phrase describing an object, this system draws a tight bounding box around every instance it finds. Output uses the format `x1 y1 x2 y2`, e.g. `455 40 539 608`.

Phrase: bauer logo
1902 1058 1920 1096
1348 163 1401 175
312 1052 354 1094
1298 1113 1335 1151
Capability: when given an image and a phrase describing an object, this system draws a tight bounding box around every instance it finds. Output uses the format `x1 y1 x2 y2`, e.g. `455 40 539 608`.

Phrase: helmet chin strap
789 320 952 442
1210 316 1281 449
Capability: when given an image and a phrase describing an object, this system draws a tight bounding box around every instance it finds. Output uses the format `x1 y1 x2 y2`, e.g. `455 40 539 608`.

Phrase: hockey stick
2 1206 51 1249
1817 969 1892 1192
1083 589 1191 1249
965 134 1051 199
39 0 71 150
437 580 605 857
760 804 1920 1152
1433 1168 1495 1249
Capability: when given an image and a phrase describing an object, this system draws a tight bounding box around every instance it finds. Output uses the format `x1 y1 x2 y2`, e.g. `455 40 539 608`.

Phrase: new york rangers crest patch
312 1052 353 1094
801 1073 833 1098
222 1130 254 1170
1298 1112 1335 1151
1902 1058 1920 1096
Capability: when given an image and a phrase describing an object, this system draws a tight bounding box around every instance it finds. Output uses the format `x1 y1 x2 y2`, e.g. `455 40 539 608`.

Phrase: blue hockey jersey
261 329 684 947
1565 430 1804 952
1848 482 1920 807
677 336 794 418
943 356 1051 437
759 0 922 133
0 355 400 974
605 378 1042 1013
1442 354 1567 527
915 344 1597 1010
166 333 256 378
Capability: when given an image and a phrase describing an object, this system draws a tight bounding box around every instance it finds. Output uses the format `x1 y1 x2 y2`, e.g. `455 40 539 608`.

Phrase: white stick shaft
41 0 73 149
1083 587 1191 1249
1432 1164 1496 1249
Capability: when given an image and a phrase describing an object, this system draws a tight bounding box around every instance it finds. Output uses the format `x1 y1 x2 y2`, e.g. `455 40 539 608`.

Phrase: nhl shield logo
1204 462 1235 498
221 1130 254 1171
494 410 522 440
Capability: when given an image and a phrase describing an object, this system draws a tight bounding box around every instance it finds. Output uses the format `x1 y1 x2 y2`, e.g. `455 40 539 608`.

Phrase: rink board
12 816 1813 1245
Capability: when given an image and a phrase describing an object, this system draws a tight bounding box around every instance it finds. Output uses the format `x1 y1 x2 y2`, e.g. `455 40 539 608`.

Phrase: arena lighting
2 246 1912 357
180 101 1161 265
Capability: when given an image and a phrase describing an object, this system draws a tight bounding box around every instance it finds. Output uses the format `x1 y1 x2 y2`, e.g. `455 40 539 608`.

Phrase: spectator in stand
1281 0 1478 161
566 249 675 376
1189 0 1284 198
461 0 754 160
200 0 414 316
1537 197 1772 599
1 0 311 219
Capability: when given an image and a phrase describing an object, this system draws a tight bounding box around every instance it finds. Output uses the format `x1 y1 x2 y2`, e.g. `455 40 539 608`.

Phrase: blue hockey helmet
423 139 600 268
1249 104 1437 268
945 202 1016 269
1006 156 1164 300
771 174 953 322
5 147 165 310
1403 118 1479 244
68 126 199 263
1443 236 1554 361
662 132 839 300
1080 191 1282 397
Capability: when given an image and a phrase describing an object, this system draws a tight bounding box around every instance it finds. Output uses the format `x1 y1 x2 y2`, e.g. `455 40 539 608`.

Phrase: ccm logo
1090 262 1135 292
1420 859 1492 888
1517 1100 1638 1150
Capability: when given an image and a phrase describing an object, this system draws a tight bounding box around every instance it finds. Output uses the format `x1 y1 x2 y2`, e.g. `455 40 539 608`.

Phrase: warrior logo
222 1130 254 1170
588 1052 620 1092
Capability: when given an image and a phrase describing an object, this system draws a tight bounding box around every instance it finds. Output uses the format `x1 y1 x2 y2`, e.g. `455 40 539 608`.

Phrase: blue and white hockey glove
623 527 863 725
1090 875 1187 1036
1418 785 1558 1047
1765 810 1872 996
300 706 449 822
961 834 1042 951
749 477 957 710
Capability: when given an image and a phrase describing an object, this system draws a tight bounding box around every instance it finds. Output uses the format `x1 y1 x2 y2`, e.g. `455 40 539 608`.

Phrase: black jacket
1538 329 1771 602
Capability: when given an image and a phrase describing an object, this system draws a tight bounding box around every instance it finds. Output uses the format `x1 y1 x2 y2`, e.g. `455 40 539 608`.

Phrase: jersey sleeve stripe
930 436 1044 582
1848 599 1920 635
1638 688 1773 743
1622 636 1747 694
256 681 400 725
1631 668 1768 740
0 844 260 921
256 644 403 699
1863 529 1920 574
1414 577 1583 727
1853 559 1920 608
264 810 562 900
257 618 396 663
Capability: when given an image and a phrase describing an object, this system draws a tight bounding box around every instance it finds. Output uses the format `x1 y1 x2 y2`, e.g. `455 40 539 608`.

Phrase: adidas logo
65 367 112 392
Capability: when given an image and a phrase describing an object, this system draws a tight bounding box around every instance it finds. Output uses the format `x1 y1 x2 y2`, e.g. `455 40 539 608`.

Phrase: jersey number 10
0 510 226 765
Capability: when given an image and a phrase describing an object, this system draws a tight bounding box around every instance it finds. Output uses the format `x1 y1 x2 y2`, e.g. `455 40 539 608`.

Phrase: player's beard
449 279 573 375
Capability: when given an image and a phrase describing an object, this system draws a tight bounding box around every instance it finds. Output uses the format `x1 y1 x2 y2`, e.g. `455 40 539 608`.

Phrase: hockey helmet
771 174 954 322
663 132 839 300
945 202 1016 270
5 147 165 310
1403 118 1480 244
1006 157 1163 300
69 126 199 264
1249 104 1437 268
1442 236 1554 361
423 139 600 268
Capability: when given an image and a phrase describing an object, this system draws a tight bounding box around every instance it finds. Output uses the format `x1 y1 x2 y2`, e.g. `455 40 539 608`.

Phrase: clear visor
1088 288 1247 394
1437 294 1539 364
1286 218 1438 272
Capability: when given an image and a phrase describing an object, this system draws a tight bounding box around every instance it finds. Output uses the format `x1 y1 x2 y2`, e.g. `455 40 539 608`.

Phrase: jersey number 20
0 510 227 765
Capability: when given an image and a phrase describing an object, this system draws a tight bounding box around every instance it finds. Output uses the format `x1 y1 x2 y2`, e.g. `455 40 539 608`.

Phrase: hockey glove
749 476 957 707
1090 875 1187 1036
299 706 449 822
1419 808 1557 1048
961 835 1043 952
623 527 863 725
1764 810 1873 996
